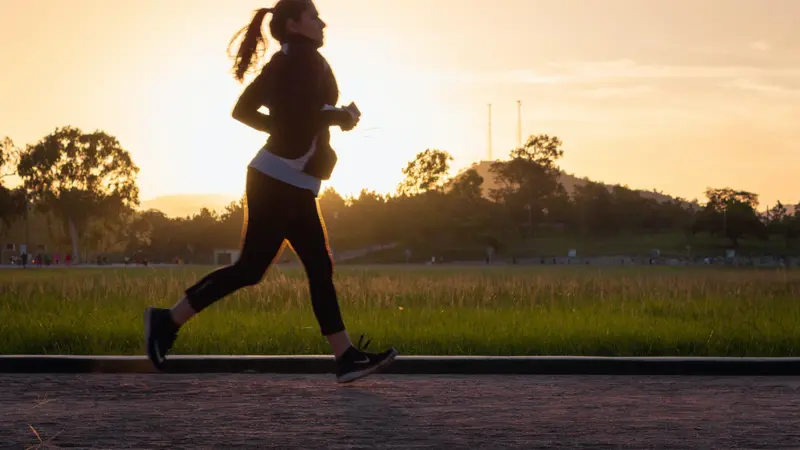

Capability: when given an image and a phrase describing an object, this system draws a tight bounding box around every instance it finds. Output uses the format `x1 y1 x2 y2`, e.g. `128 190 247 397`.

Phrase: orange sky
1 0 799 206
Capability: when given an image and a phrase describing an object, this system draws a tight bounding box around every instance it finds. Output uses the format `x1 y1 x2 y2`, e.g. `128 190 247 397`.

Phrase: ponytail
228 8 273 83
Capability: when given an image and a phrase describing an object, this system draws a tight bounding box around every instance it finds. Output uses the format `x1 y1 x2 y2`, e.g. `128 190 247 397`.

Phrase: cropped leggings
184 168 345 336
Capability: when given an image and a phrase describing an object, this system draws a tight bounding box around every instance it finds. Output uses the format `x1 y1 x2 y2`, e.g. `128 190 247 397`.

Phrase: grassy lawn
1 265 799 357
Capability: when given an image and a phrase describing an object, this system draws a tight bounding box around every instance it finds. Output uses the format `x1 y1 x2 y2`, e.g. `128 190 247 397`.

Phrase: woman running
145 0 397 383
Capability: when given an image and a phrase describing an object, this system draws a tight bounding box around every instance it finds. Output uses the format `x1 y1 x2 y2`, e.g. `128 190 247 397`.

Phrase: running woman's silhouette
145 0 397 383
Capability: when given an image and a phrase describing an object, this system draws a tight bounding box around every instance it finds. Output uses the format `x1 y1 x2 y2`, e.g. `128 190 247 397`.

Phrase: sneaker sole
336 349 399 384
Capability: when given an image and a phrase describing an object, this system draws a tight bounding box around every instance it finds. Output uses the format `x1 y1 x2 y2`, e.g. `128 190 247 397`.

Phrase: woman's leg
285 192 353 357
145 170 296 369
170 170 292 326
286 198 398 383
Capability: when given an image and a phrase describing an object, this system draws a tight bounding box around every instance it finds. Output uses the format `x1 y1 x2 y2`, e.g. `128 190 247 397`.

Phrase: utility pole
24 192 29 254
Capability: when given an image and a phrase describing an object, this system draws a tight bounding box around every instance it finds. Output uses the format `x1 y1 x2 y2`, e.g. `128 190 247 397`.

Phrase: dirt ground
2 374 799 449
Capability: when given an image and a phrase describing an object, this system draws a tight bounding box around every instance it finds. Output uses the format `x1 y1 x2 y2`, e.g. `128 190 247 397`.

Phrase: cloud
723 79 800 97
542 59 800 80
416 60 800 86
748 40 772 51
579 84 655 99
419 69 565 85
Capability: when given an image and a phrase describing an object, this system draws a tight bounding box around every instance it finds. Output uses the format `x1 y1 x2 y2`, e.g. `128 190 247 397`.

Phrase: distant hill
139 194 239 218
468 161 684 204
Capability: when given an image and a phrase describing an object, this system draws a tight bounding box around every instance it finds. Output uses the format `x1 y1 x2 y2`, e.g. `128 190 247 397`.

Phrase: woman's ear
285 18 299 35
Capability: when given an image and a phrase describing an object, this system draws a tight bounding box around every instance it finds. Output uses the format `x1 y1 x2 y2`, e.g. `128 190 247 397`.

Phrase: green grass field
1 265 799 357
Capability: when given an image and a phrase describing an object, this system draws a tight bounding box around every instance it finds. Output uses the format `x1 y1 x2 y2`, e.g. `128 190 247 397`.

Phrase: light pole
24 190 29 256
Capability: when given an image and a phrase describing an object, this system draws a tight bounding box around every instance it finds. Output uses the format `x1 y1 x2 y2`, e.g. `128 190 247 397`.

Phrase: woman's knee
305 254 333 281
234 259 268 286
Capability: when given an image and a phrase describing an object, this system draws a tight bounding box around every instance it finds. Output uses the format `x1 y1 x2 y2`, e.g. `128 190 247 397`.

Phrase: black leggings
184 168 345 336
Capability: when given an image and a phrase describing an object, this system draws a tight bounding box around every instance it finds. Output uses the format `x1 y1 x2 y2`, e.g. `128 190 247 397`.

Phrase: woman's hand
339 102 361 131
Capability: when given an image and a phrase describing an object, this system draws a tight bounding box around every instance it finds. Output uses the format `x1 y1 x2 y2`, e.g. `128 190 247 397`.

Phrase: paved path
2 374 799 449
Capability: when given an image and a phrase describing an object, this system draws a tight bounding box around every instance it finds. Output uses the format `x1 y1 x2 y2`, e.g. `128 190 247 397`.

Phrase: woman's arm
277 54 356 133
231 70 274 133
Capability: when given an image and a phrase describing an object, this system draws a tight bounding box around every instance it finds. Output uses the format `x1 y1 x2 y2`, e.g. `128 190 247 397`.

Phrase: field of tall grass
1 265 799 356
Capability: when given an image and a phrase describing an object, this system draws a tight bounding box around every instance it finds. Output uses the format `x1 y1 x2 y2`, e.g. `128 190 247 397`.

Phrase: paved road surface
1 374 799 449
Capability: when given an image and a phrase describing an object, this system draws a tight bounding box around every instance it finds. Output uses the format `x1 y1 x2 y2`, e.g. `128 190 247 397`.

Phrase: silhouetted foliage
691 188 766 247
17 127 140 260
8 129 796 262
0 137 27 233
397 149 453 196
765 201 800 247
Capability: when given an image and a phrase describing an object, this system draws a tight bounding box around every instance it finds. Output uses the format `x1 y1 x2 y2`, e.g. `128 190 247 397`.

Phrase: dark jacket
246 35 351 180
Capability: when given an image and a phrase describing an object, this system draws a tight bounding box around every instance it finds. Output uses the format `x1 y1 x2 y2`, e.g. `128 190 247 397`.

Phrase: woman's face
287 3 327 44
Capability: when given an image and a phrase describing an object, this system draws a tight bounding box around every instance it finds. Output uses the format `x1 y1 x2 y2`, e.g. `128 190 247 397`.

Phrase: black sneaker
144 307 179 371
335 335 398 384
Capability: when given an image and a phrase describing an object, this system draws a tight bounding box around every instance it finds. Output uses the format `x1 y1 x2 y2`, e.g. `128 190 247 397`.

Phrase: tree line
2 127 799 264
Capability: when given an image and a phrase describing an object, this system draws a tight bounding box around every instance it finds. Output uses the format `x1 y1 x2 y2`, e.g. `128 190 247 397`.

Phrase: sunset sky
2 0 799 206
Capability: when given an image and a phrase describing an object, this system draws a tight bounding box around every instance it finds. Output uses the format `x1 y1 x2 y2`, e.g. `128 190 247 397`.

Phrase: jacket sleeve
231 67 274 133
275 53 353 133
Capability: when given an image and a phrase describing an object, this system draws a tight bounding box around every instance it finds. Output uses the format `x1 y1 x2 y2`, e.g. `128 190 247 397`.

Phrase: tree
692 187 765 247
185 208 224 263
572 181 615 234
0 137 17 181
397 149 453 196
768 201 787 223
509 134 564 172
704 188 760 209
786 209 800 245
125 210 160 253
345 189 389 246
17 127 140 261
489 134 565 203
446 168 484 201
490 159 560 203
0 137 26 234
319 186 346 218
0 186 25 235
766 201 800 247
317 187 346 246
217 196 246 248
488 135 567 233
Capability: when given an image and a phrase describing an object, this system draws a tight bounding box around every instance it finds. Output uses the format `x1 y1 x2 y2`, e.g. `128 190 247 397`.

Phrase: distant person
21 253 27 268
144 0 396 383
54 253 60 265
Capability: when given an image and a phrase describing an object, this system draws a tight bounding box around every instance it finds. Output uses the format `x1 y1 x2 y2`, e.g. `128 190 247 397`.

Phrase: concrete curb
2 355 800 376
